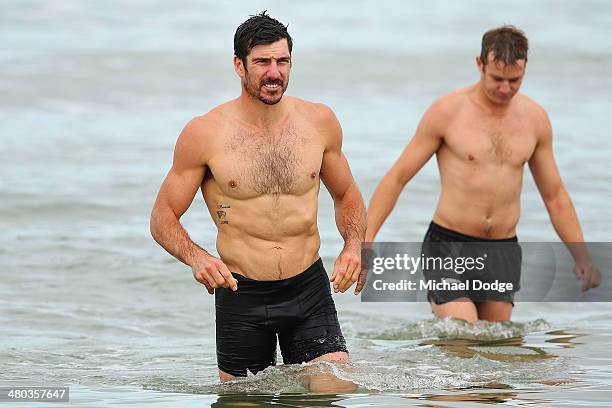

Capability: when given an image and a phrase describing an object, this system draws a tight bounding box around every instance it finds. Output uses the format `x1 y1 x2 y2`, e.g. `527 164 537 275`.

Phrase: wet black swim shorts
421 221 522 305
215 258 347 377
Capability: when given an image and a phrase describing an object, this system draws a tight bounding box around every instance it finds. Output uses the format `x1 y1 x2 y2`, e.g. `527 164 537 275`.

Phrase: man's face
236 39 291 105
477 52 526 105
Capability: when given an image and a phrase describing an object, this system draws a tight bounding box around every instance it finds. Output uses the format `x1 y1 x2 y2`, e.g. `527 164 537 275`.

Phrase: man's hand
354 266 368 296
574 260 602 292
191 254 238 294
330 244 362 294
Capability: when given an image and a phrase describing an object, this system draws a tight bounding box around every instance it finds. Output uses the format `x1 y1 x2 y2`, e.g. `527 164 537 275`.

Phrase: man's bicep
154 121 207 218
157 165 205 218
316 104 356 198
320 149 355 199
528 120 563 201
393 107 443 183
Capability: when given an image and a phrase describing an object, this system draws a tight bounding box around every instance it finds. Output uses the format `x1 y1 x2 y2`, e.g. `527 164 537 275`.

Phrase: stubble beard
243 74 288 105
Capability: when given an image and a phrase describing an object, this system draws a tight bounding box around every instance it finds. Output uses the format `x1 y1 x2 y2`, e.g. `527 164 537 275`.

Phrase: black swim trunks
421 221 522 305
215 258 347 377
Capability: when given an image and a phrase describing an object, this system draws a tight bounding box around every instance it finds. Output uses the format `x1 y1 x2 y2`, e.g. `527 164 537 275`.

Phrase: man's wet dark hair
234 11 293 67
480 25 529 67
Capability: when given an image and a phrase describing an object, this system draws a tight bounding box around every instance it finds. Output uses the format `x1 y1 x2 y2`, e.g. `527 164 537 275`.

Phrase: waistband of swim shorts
229 258 325 289
429 221 518 243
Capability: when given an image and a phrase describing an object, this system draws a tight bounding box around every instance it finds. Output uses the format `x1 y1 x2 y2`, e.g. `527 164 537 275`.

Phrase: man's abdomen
217 231 322 281
434 179 522 239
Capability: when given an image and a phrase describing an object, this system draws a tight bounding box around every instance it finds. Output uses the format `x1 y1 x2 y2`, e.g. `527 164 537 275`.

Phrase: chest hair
228 125 303 195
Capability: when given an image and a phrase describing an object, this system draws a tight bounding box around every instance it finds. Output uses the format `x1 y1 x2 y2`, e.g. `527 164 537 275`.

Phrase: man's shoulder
437 88 470 106
174 106 231 162
194 101 235 128
181 102 234 140
515 93 549 120
287 96 342 147
288 96 338 124
514 94 552 139
422 89 468 124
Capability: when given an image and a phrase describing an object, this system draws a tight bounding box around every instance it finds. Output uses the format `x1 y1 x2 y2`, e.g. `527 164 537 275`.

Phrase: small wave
134 319 569 395
143 365 307 394
359 317 551 341
139 342 571 395
143 361 475 394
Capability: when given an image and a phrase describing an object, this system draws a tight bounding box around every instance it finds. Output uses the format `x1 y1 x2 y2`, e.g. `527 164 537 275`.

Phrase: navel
468 154 475 161
484 215 492 237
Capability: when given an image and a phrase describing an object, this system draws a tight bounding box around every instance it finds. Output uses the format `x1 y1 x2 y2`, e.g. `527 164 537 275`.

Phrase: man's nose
499 81 511 93
267 61 281 78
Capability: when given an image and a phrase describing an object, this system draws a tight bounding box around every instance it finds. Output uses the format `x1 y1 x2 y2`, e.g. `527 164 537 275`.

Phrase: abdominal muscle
433 161 524 239
209 192 322 280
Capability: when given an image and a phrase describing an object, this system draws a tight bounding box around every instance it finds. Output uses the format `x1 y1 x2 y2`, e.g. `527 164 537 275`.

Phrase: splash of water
360 317 552 340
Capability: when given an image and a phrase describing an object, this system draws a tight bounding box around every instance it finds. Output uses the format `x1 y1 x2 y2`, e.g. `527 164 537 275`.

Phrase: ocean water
1 0 611 406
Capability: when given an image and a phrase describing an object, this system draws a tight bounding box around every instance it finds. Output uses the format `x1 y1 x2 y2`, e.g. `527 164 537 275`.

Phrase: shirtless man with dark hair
150 12 365 384
366 25 600 322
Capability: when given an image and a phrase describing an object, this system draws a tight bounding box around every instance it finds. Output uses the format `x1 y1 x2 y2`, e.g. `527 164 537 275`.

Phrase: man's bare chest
207 124 324 196
445 115 537 166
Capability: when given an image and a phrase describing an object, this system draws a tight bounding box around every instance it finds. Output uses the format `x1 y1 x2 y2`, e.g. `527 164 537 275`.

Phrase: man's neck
237 91 288 128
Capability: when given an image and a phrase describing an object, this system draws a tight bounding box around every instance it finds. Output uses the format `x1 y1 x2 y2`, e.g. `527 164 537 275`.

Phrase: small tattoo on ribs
216 206 230 225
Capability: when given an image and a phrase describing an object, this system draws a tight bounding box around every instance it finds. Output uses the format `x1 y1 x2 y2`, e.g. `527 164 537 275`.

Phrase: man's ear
233 56 245 77
476 56 485 73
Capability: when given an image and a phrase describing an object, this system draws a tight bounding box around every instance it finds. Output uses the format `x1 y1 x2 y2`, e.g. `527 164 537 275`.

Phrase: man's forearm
366 175 404 241
335 184 366 248
150 208 209 266
546 190 590 262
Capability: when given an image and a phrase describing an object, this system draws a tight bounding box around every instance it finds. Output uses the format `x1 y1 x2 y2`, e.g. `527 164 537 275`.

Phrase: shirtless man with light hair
150 12 365 385
366 25 600 322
